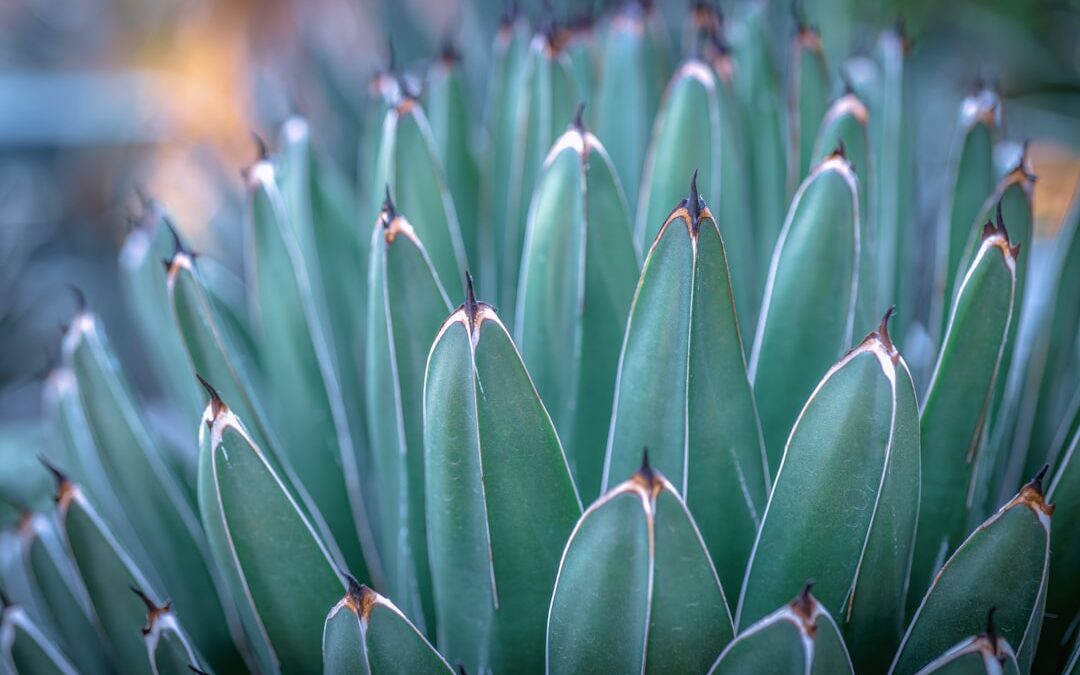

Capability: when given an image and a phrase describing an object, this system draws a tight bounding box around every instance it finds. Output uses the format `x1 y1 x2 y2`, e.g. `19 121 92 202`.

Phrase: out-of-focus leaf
750 153 861 473
365 199 451 635
548 458 734 674
711 584 853 675
909 222 1018 609
738 312 919 673
604 178 767 597
322 575 453 675
425 280 580 671
197 383 343 673
516 120 638 502
791 26 830 183
0 603 78 675
891 471 1052 675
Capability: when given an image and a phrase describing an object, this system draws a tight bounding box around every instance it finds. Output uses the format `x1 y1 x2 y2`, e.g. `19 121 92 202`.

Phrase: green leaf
483 10 531 296
933 89 999 339
365 201 452 635
594 2 666 211
1035 425 1080 671
55 479 159 674
909 223 1019 609
197 385 344 673
424 52 480 270
548 459 734 674
914 628 1020 675
245 160 377 581
61 312 242 670
729 1 788 277
493 30 578 314
750 153 861 474
23 512 111 675
738 313 920 673
515 122 638 502
791 27 830 182
425 280 581 671
0 604 78 675
564 26 595 102
322 576 453 675
118 205 204 427
604 179 768 598
890 473 1052 675
710 584 853 675
812 93 877 335
371 97 467 297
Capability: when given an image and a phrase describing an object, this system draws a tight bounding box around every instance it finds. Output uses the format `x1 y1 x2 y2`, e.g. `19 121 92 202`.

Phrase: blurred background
2 0 1080 426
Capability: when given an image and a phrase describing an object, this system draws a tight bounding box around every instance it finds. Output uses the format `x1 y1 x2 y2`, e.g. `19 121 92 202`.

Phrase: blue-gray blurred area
1 0 1080 423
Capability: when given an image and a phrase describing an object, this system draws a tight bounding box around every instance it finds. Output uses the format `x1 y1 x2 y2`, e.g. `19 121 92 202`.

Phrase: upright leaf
790 25 830 183
750 152 861 473
425 278 581 672
515 118 638 502
594 1 666 211
365 197 452 634
891 471 1052 675
197 381 344 673
915 617 1020 675
909 221 1018 608
548 456 734 674
605 176 768 597
322 575 452 675
711 584 853 675
738 312 920 673
133 588 209 675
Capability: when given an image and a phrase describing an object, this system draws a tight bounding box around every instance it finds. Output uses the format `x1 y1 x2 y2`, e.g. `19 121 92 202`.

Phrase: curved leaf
516 123 638 502
738 313 919 675
0 604 78 675
547 459 734 674
750 153 861 473
914 629 1020 675
426 279 581 671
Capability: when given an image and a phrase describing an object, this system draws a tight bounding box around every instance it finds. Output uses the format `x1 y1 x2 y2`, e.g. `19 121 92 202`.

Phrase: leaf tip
130 586 170 636
1014 464 1055 519
342 572 378 622
687 169 704 231
251 131 270 162
571 101 586 131
66 284 87 314
789 580 820 637
195 373 227 426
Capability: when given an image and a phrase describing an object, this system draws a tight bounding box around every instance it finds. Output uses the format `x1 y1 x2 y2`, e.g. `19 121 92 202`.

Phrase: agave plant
2 2 1080 675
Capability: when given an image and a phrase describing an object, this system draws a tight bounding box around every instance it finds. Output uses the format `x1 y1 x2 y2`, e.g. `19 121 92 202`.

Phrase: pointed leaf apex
832 139 847 160
1014 464 1055 518
875 306 898 359
381 184 397 224
638 447 653 481
465 271 477 317
571 101 586 131
687 169 703 230
67 285 87 314
38 455 69 491
130 585 157 612
1031 464 1049 494
985 606 998 643
195 373 226 423
343 574 378 621
251 131 270 162
790 580 819 634
164 219 194 260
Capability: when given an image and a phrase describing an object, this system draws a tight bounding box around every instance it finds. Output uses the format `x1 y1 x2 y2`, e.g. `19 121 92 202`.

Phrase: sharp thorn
985 606 998 644
877 306 896 352
382 184 397 224
637 446 653 481
130 586 158 612
38 454 68 488
1030 464 1050 496
67 285 87 313
571 101 586 130
251 131 269 162
195 374 225 421
687 169 703 229
464 271 477 320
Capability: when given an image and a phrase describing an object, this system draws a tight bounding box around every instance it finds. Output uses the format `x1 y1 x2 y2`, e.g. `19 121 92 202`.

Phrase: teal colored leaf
0 604 78 675
425 278 581 672
914 626 1020 675
791 26 830 182
516 121 638 502
548 458 734 674
604 178 768 598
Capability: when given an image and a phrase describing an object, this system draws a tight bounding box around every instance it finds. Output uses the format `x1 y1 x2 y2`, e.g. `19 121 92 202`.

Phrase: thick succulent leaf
425 285 581 672
483 11 531 295
738 315 919 674
547 464 734 674
594 2 666 211
710 586 853 675
1036 427 1080 670
56 482 159 674
913 633 1020 675
425 53 480 269
118 206 203 426
372 97 467 297
933 90 999 338
323 579 453 675
515 125 638 502
750 154 860 473
909 224 1018 608
812 93 877 334
791 27 830 183
729 0 788 275
890 476 1052 675
494 33 577 314
1066 636 1080 675
365 205 452 634
604 187 768 597
246 160 375 579
61 313 242 669
0 606 78 675
198 391 343 673
23 513 111 674
359 72 399 228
